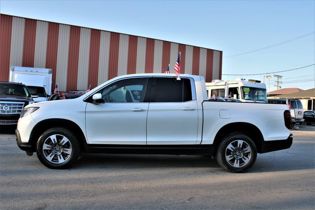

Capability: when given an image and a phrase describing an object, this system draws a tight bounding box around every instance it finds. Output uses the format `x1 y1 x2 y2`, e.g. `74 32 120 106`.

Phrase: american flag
174 52 181 76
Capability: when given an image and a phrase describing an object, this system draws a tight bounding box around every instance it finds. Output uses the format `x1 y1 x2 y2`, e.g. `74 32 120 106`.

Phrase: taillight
284 110 292 129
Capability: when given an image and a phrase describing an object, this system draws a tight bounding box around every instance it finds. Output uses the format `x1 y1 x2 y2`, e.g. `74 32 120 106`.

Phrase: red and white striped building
0 14 223 92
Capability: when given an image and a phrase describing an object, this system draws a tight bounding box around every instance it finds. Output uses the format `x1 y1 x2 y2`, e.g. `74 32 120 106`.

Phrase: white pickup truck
16 74 293 172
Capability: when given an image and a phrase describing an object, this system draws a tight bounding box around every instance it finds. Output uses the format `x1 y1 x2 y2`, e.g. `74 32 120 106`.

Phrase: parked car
27 85 49 102
303 110 315 125
0 82 33 125
268 98 304 126
16 74 292 172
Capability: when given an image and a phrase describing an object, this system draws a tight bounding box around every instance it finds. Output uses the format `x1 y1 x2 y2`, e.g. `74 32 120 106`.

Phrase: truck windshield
27 86 47 97
0 84 31 97
242 87 266 102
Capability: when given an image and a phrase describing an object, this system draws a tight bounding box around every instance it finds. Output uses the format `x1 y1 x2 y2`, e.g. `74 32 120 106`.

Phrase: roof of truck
0 81 25 85
112 73 204 81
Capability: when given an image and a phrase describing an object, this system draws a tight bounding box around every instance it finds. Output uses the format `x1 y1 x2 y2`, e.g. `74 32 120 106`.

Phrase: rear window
289 100 303 109
149 78 192 102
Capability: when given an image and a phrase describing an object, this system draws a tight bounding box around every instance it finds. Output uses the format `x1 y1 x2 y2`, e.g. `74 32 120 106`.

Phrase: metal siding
205 49 214 82
145 38 154 73
127 35 138 74
199 48 207 78
34 21 48 67
0 15 12 81
178 44 186 73
10 17 25 67
219 51 223 79
153 40 163 73
88 29 101 88
184 46 193 74
97 31 110 84
46 23 59 90
117 34 129 76
192 47 200 75
136 37 146 74
56 24 70 91
108 32 119 79
22 19 37 67
212 50 221 80
170 43 178 72
67 26 80 91
77 28 91 90
2 15 223 88
162 41 170 73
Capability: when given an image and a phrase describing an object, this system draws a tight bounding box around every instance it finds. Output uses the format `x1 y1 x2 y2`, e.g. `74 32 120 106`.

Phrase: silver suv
0 82 33 125
268 98 304 125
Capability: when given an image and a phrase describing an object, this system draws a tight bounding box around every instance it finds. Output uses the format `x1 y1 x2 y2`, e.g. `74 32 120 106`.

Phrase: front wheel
36 128 80 169
216 133 257 173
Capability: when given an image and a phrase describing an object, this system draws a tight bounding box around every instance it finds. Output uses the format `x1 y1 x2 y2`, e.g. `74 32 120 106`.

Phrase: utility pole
264 75 272 91
273 74 282 90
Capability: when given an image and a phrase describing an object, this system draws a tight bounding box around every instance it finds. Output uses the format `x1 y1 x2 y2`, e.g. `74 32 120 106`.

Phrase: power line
223 64 315 76
284 74 314 80
226 31 315 57
284 79 315 84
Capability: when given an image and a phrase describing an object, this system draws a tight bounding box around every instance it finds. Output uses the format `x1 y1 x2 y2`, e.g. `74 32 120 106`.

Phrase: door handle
182 107 196 111
131 108 145 112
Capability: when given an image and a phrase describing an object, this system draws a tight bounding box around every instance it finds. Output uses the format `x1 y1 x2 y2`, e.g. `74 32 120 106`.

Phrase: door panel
147 101 199 144
146 77 199 145
85 103 148 144
85 78 148 144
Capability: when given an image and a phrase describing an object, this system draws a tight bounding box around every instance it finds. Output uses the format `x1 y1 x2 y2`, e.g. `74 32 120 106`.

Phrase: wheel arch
213 122 264 153
29 118 87 152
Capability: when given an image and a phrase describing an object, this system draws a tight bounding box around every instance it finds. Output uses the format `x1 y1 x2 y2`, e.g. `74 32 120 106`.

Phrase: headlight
20 107 39 118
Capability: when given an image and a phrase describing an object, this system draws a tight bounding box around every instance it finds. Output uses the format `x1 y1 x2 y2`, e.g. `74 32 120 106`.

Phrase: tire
36 127 80 169
216 133 257 173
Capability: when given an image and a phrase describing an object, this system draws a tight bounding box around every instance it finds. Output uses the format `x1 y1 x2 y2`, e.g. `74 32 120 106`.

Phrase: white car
16 74 293 172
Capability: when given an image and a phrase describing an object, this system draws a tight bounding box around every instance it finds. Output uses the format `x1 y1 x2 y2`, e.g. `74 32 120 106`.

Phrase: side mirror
92 93 104 104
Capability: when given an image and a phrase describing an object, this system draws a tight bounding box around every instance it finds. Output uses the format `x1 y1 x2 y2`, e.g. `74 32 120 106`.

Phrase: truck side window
100 78 147 103
211 89 225 98
149 78 192 102
228 87 239 99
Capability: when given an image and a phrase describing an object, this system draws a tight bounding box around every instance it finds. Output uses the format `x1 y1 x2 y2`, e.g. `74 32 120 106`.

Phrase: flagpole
174 51 181 80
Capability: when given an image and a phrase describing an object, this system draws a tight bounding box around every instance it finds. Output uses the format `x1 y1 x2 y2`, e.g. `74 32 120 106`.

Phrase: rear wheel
216 133 257 172
36 128 80 169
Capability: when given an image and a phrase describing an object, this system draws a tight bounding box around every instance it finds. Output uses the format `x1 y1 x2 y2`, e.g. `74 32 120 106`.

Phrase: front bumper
16 129 34 155
260 134 293 153
0 114 20 125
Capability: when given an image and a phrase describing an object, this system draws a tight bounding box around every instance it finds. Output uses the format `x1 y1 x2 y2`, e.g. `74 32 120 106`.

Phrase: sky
0 0 314 91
